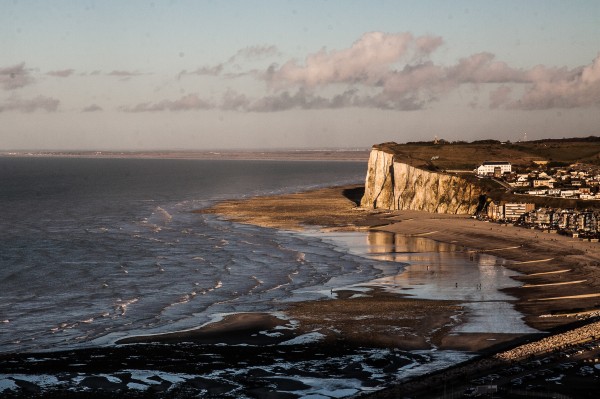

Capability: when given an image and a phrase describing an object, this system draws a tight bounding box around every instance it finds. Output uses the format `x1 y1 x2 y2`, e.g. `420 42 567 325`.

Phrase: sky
1 0 600 151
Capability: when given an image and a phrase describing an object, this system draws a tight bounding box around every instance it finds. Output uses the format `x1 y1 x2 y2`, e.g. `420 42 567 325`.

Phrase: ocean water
0 157 373 353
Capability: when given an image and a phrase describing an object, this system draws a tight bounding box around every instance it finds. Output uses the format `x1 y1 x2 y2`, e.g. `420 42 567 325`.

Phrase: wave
154 206 172 223
114 298 139 317
249 275 263 293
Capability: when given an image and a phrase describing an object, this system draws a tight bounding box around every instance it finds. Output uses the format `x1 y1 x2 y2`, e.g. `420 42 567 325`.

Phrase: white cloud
262 33 600 111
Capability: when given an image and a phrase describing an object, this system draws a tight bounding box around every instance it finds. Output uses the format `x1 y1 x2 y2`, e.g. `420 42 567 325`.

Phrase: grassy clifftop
374 136 600 171
372 137 600 210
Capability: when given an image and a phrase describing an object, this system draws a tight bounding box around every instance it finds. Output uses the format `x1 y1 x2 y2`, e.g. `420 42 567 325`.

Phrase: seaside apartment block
487 204 600 236
522 208 600 235
487 202 535 221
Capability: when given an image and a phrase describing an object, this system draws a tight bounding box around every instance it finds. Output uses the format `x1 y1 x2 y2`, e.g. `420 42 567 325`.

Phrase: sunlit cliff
360 144 483 214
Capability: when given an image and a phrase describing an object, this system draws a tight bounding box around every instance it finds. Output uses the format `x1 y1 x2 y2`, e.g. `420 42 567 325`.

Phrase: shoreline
3 184 600 397
199 184 600 332
198 184 600 397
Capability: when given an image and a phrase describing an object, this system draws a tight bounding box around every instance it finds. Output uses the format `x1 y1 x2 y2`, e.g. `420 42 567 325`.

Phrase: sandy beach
201 184 600 332
198 184 600 397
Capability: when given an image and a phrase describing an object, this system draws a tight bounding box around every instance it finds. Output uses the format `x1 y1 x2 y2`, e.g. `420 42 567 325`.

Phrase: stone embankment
364 319 600 398
360 145 483 214
495 320 600 361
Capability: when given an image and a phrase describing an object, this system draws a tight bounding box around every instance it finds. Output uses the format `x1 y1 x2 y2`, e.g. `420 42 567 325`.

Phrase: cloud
266 32 440 88
509 54 600 109
123 93 214 112
221 89 250 111
246 89 331 112
447 53 524 84
82 104 103 112
107 70 144 78
107 32 600 113
229 45 280 62
182 64 225 77
382 62 446 99
0 95 59 112
489 86 512 109
180 45 280 79
47 69 75 78
0 63 34 90
218 88 422 112
415 35 444 56
263 32 600 111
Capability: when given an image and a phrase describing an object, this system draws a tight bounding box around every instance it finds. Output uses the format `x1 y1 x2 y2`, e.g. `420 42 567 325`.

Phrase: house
533 178 554 188
510 174 531 187
476 161 512 176
527 189 547 196
548 188 561 196
560 190 577 198
536 209 554 227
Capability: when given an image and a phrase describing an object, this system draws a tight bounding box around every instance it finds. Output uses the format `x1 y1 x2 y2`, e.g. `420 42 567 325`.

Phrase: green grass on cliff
375 136 600 171
374 136 600 209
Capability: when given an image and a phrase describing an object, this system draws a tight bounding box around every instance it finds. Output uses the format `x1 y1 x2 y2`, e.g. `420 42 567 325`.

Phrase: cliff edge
360 144 483 214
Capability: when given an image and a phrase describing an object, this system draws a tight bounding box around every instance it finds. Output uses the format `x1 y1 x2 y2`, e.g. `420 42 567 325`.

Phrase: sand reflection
366 231 459 257
319 230 538 334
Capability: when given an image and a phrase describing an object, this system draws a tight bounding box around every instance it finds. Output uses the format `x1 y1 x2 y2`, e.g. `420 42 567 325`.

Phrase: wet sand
374 211 600 331
117 289 463 351
200 184 600 332
200 184 600 397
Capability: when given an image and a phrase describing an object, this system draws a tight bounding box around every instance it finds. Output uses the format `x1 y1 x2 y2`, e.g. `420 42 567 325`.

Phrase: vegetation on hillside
375 136 600 170
374 136 600 209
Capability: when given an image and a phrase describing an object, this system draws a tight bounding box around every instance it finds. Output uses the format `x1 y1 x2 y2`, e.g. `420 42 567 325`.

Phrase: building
476 161 512 176
503 202 535 221
487 201 504 220
486 202 535 221
533 178 554 188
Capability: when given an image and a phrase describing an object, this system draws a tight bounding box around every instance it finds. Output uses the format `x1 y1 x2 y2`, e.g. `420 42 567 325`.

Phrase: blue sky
1 0 600 150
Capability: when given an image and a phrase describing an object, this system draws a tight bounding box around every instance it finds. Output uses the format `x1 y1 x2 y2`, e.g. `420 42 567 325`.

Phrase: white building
476 161 512 176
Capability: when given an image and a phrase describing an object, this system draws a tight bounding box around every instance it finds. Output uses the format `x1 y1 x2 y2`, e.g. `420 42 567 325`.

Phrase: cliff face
360 147 483 214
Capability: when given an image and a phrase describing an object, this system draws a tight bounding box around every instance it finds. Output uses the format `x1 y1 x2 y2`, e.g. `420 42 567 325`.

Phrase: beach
199 184 600 397
3 182 600 397
201 184 600 332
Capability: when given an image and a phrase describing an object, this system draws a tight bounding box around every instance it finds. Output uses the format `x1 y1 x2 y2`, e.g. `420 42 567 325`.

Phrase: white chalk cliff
360 146 483 214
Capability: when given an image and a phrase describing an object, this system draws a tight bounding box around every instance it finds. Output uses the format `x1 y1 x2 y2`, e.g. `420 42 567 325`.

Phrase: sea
0 156 536 397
